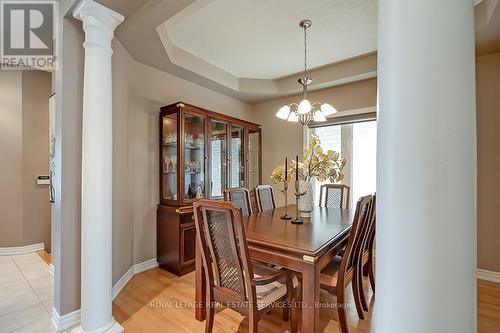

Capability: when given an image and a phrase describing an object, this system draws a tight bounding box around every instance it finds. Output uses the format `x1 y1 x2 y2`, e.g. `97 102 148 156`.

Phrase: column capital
73 0 124 32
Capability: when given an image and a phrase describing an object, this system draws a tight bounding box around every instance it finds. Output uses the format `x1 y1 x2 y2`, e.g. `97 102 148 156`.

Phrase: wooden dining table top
244 204 354 258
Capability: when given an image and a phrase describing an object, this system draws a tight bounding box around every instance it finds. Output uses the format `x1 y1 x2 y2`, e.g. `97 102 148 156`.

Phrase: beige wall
253 78 377 206
0 70 51 249
22 71 51 250
110 40 254 282
52 0 84 316
0 71 23 246
476 52 500 273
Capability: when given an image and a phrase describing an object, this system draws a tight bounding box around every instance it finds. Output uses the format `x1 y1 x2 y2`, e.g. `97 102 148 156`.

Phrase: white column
73 1 123 332
376 1 476 333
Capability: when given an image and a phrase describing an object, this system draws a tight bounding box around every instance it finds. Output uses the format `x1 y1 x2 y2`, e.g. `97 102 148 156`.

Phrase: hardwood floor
113 268 500 332
36 250 51 265
113 267 365 333
478 280 500 333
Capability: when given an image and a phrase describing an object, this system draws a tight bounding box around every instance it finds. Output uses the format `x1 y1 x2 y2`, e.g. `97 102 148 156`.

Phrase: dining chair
319 184 350 209
255 185 276 212
224 187 253 215
319 194 373 333
357 194 376 313
193 200 297 333
249 190 260 213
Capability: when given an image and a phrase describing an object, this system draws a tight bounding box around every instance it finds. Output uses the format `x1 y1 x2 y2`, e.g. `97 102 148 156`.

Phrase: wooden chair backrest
362 194 376 256
224 187 253 215
255 185 276 212
193 200 255 304
338 194 373 286
319 184 350 209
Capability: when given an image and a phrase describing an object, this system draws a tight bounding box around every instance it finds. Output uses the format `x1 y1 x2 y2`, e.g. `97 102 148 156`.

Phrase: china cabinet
157 102 261 275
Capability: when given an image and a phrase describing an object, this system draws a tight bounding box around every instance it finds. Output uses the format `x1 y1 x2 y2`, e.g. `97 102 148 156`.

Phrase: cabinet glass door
184 113 205 200
230 125 245 188
162 112 178 201
248 128 261 189
209 120 228 198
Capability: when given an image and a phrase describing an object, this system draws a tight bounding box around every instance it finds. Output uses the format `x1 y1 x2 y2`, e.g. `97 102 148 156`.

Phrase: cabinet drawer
180 212 195 224
180 222 196 266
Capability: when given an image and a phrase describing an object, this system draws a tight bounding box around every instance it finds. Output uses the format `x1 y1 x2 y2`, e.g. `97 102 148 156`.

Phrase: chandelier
275 19 337 125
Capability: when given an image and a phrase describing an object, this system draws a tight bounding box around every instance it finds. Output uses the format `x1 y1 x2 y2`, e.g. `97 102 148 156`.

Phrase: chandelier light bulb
287 112 299 122
298 99 311 114
313 110 327 122
320 103 337 116
276 105 291 119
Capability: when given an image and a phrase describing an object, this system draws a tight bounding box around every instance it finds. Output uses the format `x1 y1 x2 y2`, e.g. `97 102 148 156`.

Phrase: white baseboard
112 258 158 300
112 266 134 300
0 242 44 256
52 307 81 332
478 269 500 284
50 258 157 330
71 319 123 333
133 258 159 274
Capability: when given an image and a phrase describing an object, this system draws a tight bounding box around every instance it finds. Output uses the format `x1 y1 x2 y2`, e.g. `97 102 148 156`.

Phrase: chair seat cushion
252 262 298 310
319 255 343 287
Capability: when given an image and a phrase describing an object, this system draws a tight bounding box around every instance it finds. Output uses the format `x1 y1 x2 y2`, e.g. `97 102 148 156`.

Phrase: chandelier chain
303 23 308 75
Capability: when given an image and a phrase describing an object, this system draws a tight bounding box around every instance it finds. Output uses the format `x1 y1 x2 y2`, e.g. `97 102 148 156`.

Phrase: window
309 119 377 207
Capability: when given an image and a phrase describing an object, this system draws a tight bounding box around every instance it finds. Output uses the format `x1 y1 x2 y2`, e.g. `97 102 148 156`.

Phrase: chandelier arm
311 102 322 111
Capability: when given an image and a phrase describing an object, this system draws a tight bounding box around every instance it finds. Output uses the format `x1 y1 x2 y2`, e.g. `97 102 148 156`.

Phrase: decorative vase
298 181 314 218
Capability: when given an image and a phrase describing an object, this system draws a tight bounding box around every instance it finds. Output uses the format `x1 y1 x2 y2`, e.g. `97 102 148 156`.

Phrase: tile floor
0 253 55 333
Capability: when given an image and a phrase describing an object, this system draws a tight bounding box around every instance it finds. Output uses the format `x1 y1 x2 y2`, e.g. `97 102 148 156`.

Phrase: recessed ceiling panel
165 0 377 79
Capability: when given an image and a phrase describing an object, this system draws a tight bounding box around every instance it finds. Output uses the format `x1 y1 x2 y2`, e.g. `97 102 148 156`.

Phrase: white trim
0 242 44 256
478 269 500 284
133 258 159 274
112 266 134 300
51 258 158 330
327 106 377 119
49 263 55 276
71 319 123 333
112 258 159 300
52 307 81 332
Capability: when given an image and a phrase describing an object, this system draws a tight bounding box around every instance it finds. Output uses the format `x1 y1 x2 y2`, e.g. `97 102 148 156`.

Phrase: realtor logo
1 0 57 70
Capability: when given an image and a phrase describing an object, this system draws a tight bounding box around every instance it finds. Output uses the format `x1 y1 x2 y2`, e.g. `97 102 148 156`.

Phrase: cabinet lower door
180 223 196 266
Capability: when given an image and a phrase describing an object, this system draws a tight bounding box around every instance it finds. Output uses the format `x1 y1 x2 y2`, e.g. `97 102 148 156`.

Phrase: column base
72 319 123 333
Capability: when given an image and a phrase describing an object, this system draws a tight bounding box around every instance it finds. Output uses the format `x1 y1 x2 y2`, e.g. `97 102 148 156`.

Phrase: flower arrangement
271 134 346 183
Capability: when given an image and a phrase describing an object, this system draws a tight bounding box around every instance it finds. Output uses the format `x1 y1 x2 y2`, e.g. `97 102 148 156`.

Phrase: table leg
195 241 206 321
302 262 320 333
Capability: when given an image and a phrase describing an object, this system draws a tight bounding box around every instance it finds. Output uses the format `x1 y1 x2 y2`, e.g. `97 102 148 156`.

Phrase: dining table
194 204 354 333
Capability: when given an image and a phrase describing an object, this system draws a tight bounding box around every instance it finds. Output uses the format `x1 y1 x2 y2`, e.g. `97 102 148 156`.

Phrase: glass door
183 113 206 201
209 119 228 198
230 125 245 188
247 127 261 190
161 112 178 202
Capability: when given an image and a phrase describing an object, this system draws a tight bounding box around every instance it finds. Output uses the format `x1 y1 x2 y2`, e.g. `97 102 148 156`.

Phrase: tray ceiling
162 0 377 79
94 0 497 103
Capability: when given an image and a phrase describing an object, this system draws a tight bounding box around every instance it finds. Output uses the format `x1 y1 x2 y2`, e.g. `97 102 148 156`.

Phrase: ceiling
92 0 500 104
95 0 148 19
164 0 377 79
